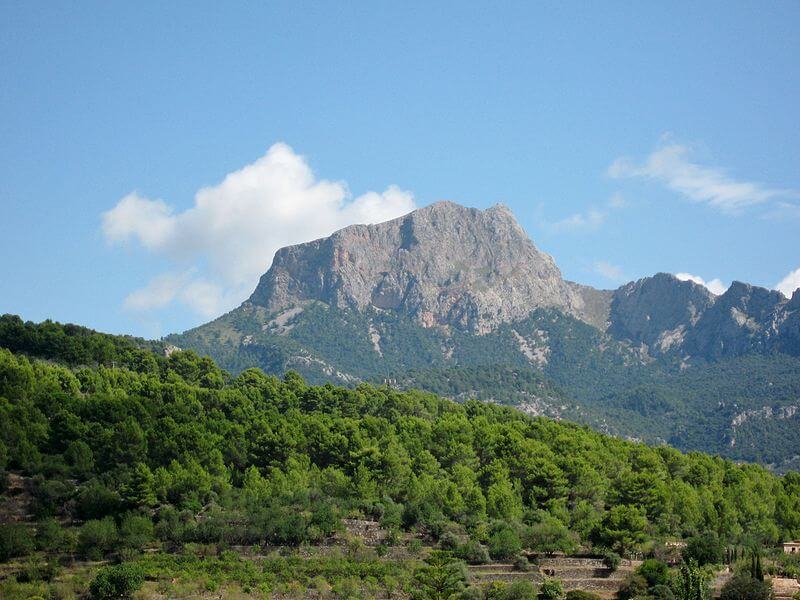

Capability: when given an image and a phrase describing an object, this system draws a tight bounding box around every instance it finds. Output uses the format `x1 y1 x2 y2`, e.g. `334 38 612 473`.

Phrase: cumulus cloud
675 272 728 295
593 261 626 283
609 139 797 214
546 194 626 233
775 268 800 298
104 143 416 319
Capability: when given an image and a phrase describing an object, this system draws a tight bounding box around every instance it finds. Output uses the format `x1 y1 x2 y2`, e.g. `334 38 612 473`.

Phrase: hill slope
169 202 800 469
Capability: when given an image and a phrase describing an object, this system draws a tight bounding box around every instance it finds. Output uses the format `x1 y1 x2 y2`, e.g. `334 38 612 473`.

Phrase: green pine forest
1 315 799 599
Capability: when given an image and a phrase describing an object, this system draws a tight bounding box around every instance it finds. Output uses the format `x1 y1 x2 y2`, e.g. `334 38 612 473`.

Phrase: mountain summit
171 201 800 470
248 201 601 333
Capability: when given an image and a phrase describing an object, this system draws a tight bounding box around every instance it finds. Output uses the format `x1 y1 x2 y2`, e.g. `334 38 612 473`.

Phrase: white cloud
594 261 625 283
609 139 796 214
775 268 800 298
550 208 607 232
675 272 728 295
104 143 416 319
546 194 626 233
123 271 189 312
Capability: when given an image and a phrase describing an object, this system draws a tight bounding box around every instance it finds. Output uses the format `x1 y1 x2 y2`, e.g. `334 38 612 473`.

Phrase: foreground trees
0 320 798 567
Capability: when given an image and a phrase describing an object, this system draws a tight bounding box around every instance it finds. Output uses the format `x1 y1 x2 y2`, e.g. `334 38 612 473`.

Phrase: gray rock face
608 273 800 359
609 273 716 353
249 201 595 332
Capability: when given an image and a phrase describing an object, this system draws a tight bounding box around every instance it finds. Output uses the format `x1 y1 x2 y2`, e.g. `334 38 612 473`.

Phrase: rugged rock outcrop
609 273 715 353
184 201 799 367
249 201 596 333
608 273 800 359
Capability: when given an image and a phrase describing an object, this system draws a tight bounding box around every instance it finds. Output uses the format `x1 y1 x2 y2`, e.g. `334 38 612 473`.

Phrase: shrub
526 517 579 555
566 591 602 600
440 531 461 550
514 553 531 572
637 558 670 588
0 523 34 560
119 513 154 550
460 587 485 600
78 517 118 559
683 531 724 566
601 550 621 572
89 563 145 600
488 580 538 600
34 518 69 552
488 525 522 560
720 575 772 600
456 539 490 564
651 584 676 600
16 556 62 583
76 480 121 520
617 574 648 600
539 578 564 600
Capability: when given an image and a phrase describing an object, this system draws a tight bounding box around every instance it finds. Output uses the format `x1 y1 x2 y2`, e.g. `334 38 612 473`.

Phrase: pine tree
412 550 467 600
122 463 157 509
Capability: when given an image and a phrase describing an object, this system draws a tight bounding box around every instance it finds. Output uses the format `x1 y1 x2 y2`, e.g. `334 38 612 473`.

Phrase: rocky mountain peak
608 273 716 351
606 272 799 360
248 201 591 332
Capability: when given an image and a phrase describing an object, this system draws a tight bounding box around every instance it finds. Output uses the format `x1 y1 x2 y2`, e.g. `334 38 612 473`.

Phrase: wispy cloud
675 272 727 295
593 260 626 283
545 193 626 233
103 142 416 320
775 267 800 298
609 138 798 214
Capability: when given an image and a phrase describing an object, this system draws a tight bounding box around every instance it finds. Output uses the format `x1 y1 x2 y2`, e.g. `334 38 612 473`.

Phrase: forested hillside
1 318 800 597
2 324 799 548
171 304 800 470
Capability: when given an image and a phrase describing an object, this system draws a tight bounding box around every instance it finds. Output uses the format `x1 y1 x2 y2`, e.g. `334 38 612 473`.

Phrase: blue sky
2 2 799 337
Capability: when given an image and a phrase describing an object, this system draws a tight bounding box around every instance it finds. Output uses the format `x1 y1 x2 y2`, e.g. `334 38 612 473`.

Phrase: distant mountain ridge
611 273 800 361
170 201 800 470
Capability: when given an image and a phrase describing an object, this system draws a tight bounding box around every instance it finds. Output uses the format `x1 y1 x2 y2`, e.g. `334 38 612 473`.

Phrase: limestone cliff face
608 273 800 359
609 273 716 353
249 201 595 332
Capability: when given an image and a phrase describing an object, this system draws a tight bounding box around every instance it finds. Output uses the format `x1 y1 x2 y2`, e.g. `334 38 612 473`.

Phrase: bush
651 584 676 600
514 553 531 572
119 513 154 550
539 578 564 600
526 516 579 555
618 574 648 600
720 575 773 600
456 539 491 564
440 531 461 550
89 563 145 600
637 558 670 588
34 518 70 552
78 517 118 559
601 550 621 572
566 592 602 600
488 580 538 599
489 525 522 560
16 556 61 583
76 480 121 520
460 587 485 600
0 523 34 560
683 531 724 566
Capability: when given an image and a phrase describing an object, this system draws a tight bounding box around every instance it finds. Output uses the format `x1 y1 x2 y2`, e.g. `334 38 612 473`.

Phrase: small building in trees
783 541 800 554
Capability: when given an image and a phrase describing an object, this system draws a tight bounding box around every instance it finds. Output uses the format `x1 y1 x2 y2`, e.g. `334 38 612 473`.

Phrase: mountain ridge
169 201 800 469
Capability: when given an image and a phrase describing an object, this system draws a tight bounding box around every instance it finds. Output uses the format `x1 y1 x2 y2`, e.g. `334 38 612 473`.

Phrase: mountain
170 201 800 470
249 201 608 331
610 273 800 360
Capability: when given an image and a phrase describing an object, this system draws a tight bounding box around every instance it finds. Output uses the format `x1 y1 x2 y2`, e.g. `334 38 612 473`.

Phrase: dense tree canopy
1 317 799 563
